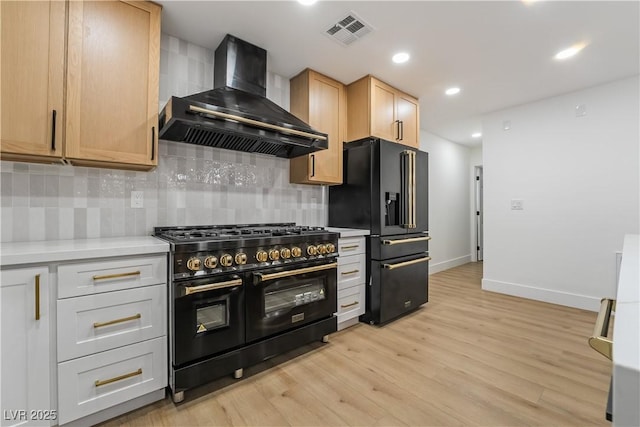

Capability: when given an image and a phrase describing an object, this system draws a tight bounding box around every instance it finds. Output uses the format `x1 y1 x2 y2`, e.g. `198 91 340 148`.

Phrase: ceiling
157 1 640 147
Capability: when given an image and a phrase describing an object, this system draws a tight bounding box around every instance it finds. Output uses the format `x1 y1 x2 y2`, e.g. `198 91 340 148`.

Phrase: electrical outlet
510 199 524 210
131 191 144 208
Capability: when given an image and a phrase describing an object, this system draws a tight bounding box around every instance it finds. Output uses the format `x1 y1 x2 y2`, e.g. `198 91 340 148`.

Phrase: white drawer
58 255 167 299
337 284 366 324
337 254 366 290
338 236 365 256
57 285 167 362
57 337 167 425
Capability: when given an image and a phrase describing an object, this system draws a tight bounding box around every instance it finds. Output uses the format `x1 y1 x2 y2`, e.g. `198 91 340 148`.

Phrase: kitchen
1 1 639 426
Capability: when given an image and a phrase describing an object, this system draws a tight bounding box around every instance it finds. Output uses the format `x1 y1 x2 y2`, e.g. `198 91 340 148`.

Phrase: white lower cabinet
57 337 166 425
56 255 167 425
335 236 367 331
0 267 52 427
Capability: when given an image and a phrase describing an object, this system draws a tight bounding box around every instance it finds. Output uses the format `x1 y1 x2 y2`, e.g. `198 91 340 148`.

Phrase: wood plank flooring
100 262 611 426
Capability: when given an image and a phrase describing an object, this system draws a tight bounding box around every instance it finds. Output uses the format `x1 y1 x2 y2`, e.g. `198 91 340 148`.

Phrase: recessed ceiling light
472 132 482 138
392 52 410 64
297 0 317 5
445 87 460 96
554 43 586 60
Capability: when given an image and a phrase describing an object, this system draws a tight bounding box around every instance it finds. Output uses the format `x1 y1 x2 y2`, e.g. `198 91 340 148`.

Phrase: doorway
475 166 484 261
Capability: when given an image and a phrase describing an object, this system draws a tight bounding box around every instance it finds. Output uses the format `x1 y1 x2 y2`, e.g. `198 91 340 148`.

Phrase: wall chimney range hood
158 34 328 158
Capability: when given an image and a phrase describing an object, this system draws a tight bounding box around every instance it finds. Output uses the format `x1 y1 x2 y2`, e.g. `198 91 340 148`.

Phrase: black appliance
328 137 430 324
154 223 338 402
158 34 328 158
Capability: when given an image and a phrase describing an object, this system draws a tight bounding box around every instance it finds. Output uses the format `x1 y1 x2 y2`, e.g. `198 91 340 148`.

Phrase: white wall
482 76 640 311
420 131 472 274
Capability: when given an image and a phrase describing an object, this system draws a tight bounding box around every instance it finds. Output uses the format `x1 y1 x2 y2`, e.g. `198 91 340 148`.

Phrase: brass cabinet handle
189 105 327 141
341 269 359 275
95 368 142 387
340 301 359 309
382 236 431 245
93 313 141 329
588 298 615 360
184 278 243 295
383 256 431 271
35 274 41 321
340 245 359 250
93 271 141 281
255 262 338 283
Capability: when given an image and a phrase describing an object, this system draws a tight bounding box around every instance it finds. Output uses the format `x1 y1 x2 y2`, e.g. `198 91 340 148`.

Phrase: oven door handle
254 262 338 284
184 278 243 295
382 236 431 245
382 256 431 271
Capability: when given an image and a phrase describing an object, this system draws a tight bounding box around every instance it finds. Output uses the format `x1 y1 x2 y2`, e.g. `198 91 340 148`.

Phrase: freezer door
362 253 430 325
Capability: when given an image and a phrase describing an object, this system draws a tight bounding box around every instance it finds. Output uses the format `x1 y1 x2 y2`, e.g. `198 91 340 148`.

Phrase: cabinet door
396 94 419 148
1 267 51 427
0 1 65 161
65 1 161 170
370 78 397 142
307 72 344 184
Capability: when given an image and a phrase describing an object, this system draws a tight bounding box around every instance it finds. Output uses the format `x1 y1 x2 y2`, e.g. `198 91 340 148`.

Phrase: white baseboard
481 278 602 311
429 255 472 275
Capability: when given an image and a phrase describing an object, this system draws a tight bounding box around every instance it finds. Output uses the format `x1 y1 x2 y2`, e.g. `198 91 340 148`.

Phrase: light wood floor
101 262 611 426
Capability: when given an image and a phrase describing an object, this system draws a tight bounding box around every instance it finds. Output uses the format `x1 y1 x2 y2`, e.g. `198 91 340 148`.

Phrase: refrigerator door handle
411 150 417 229
382 256 431 270
401 150 413 228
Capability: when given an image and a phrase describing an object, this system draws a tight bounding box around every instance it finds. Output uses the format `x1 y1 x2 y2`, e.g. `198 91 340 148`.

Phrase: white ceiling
157 1 640 147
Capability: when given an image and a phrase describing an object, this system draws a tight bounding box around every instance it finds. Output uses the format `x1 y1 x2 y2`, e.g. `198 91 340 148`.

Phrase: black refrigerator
329 137 430 324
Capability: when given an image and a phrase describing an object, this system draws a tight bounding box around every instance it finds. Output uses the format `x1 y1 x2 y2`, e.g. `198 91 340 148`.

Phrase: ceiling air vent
325 12 374 46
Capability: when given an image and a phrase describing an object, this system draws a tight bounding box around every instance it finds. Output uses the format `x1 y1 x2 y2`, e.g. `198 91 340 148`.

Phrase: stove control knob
317 244 328 255
220 254 234 267
235 253 247 265
256 250 268 263
307 245 317 256
204 256 218 269
187 257 202 271
326 243 336 254
280 248 291 259
291 247 302 258
268 249 280 261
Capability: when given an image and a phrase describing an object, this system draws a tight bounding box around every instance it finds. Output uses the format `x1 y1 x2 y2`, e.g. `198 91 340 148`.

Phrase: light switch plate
510 199 524 210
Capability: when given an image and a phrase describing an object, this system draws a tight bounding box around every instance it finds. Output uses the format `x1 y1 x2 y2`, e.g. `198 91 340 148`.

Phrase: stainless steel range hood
158 34 328 158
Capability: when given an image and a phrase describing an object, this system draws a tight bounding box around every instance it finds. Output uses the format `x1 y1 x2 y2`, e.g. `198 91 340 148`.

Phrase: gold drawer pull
588 298 615 360
35 274 41 321
93 271 141 281
341 269 359 275
382 236 431 245
341 245 359 250
95 368 142 387
93 313 141 328
341 301 359 309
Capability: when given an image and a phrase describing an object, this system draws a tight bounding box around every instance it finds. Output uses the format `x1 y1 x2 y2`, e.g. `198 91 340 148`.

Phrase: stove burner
154 223 327 242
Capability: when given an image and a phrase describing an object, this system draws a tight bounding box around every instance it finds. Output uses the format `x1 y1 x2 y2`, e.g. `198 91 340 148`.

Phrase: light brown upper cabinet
290 69 346 185
0 0 161 171
0 0 66 163
347 75 420 148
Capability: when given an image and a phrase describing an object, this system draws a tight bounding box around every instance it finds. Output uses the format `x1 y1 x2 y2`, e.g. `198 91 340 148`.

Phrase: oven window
264 278 326 318
196 300 228 333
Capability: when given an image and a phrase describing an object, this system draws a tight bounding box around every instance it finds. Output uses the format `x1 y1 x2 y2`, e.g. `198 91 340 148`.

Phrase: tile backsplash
0 34 326 243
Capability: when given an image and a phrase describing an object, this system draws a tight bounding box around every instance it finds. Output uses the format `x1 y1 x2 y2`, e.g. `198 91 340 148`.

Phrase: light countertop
613 234 640 427
326 227 370 238
0 236 169 266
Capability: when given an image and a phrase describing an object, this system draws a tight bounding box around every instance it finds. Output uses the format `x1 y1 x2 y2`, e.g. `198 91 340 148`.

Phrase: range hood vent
158 34 328 158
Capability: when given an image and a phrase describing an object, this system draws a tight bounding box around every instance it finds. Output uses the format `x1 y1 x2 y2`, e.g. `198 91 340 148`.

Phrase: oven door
246 260 337 343
174 274 245 367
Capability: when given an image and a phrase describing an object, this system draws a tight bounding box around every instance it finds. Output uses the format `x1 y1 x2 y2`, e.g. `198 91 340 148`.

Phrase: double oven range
154 223 339 402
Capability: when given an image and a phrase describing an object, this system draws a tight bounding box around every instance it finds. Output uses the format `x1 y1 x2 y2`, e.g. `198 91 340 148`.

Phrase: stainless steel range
153 223 339 402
